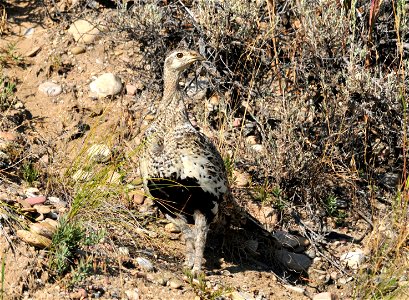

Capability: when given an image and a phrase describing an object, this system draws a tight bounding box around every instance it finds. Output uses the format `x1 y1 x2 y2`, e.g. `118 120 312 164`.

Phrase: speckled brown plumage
139 49 230 273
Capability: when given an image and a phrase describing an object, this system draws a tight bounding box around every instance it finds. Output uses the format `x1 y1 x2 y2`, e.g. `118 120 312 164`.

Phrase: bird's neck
162 68 181 101
156 68 190 124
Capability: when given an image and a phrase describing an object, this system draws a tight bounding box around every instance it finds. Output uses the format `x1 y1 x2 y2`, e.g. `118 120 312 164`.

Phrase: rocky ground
1 1 408 300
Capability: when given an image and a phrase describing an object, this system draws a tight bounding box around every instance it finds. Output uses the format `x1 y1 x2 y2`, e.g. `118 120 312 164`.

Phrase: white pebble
38 82 62 96
251 144 264 152
68 19 101 44
136 257 154 271
89 73 122 98
340 249 365 269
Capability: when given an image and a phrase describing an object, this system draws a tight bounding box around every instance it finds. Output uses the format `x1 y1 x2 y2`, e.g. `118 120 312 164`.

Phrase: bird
139 48 231 274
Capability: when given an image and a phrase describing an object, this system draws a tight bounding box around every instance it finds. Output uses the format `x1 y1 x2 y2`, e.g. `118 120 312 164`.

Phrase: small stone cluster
1 188 67 248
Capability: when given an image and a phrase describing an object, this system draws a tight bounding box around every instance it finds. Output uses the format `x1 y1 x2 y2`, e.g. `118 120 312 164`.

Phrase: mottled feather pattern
140 90 228 202
139 49 230 273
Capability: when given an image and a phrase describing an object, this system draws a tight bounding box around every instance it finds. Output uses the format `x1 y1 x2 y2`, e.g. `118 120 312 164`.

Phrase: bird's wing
140 124 229 199
168 130 229 198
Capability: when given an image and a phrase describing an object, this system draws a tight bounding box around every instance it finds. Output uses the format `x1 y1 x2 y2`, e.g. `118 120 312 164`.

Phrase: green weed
69 255 95 287
22 162 39 184
272 187 286 211
324 194 346 225
254 183 286 210
0 42 22 66
223 156 234 180
49 217 86 276
0 77 16 110
183 269 230 299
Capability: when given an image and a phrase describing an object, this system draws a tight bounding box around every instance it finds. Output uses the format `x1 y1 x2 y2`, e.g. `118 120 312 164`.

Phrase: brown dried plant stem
266 0 283 95
392 0 408 193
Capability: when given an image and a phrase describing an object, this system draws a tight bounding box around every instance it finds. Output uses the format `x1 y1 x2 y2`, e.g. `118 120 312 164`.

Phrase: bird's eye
176 53 183 58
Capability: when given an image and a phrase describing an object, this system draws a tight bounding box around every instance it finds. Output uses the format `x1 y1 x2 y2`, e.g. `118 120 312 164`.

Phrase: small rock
35 213 45 222
71 46 86 55
68 19 102 44
305 247 316 258
124 289 139 300
283 284 305 294
29 222 56 238
136 257 154 272
47 196 67 208
206 94 220 111
14 101 24 109
25 196 46 205
34 204 51 214
233 118 243 127
245 135 258 145
18 199 32 208
275 249 312 272
47 211 59 220
118 246 130 256
165 222 181 233
69 291 81 300
272 231 309 249
17 230 52 248
340 249 365 269
25 46 41 57
168 277 183 289
89 73 122 98
0 150 10 162
145 114 155 121
330 271 338 280
132 190 145 205
20 207 37 213
313 292 338 300
251 144 264 152
126 84 137 95
0 192 10 202
58 207 68 214
138 204 155 214
87 144 111 163
233 170 251 187
148 231 158 238
24 27 35 37
0 131 18 141
230 291 256 300
44 218 59 229
78 288 87 299
39 81 62 96
26 187 40 197
154 275 168 286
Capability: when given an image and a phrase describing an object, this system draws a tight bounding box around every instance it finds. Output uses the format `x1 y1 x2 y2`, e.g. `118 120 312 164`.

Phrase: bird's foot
184 254 194 270
182 265 205 279
191 266 205 278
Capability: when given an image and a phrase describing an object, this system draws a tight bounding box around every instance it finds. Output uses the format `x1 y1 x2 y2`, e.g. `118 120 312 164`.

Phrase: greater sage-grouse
139 49 230 274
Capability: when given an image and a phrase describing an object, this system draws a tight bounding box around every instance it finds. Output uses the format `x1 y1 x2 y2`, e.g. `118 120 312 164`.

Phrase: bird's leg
165 214 194 268
192 210 209 275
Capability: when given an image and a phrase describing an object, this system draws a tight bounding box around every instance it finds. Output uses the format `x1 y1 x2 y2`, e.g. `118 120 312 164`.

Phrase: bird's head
164 49 205 73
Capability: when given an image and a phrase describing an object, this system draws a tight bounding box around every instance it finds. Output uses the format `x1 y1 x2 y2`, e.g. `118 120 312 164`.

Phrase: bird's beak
188 52 205 64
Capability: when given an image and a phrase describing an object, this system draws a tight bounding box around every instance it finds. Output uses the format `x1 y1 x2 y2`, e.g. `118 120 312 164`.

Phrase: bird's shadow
204 224 308 284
